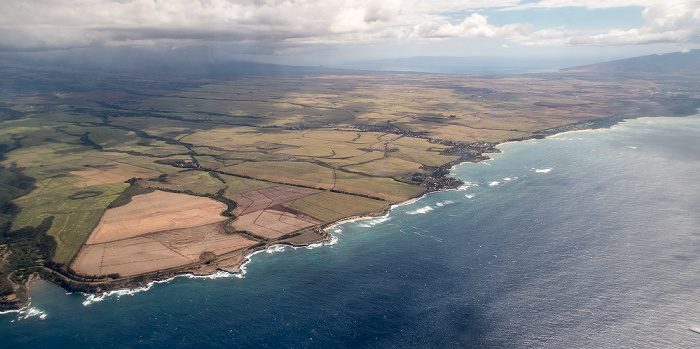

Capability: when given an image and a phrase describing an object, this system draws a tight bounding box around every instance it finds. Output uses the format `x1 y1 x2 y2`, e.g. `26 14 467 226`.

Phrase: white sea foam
236 250 266 278
465 194 475 199
535 168 552 173
241 234 340 275
356 216 391 228
301 234 338 250
435 200 454 207
185 271 234 280
407 206 434 215
83 282 160 306
489 181 500 186
627 146 637 149
452 181 477 191
266 245 287 254
285 234 339 251
391 196 422 208
0 309 19 316
11 307 47 322
81 269 238 306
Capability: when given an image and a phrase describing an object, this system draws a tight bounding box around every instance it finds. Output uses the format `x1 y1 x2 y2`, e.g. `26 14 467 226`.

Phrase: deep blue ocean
2 115 700 348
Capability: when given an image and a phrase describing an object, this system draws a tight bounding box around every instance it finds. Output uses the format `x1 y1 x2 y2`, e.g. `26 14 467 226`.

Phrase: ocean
2 114 700 348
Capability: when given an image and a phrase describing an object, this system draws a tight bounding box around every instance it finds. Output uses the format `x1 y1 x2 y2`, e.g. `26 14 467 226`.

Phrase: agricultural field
284 191 390 223
72 191 258 277
1 58 698 294
86 191 228 244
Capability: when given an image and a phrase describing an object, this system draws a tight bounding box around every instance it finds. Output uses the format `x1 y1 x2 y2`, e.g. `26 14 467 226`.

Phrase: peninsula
1 51 699 310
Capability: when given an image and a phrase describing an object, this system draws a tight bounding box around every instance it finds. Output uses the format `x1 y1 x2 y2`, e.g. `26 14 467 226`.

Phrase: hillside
564 50 700 74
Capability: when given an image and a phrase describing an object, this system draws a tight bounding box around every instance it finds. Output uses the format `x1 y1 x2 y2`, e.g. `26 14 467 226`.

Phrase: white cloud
0 0 697 54
410 13 532 40
0 0 406 50
502 0 689 10
515 2 700 46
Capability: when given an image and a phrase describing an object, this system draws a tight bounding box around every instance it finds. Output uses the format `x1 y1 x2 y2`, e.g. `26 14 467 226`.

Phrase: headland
1 54 699 310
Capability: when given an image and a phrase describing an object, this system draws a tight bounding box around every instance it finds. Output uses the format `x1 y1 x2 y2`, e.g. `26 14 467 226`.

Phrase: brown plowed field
73 236 191 276
72 191 260 276
148 223 258 259
73 222 258 276
70 161 162 188
230 208 322 240
73 187 325 277
227 185 319 216
87 190 229 244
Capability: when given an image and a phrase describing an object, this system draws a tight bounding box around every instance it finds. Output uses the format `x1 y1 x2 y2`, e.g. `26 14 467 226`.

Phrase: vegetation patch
69 191 103 200
284 191 388 223
107 181 155 209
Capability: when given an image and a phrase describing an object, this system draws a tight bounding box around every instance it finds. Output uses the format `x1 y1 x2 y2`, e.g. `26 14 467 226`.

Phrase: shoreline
3 112 697 312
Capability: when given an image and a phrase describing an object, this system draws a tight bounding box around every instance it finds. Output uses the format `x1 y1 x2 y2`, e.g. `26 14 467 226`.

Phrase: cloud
516 2 700 46
0 0 388 51
0 0 697 55
0 0 528 52
502 0 689 10
410 13 532 40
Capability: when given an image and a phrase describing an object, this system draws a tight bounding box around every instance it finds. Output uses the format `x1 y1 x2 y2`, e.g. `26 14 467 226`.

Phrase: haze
1 0 699 70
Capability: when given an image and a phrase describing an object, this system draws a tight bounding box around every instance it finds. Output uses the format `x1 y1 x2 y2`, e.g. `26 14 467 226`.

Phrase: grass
12 180 127 264
344 157 424 179
142 170 227 195
389 137 459 167
283 191 388 223
322 151 385 168
223 161 335 189
218 174 277 196
334 171 425 202
194 155 225 170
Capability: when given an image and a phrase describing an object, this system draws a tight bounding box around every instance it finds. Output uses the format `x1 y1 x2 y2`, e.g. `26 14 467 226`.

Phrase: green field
284 191 389 223
12 179 127 264
223 161 336 189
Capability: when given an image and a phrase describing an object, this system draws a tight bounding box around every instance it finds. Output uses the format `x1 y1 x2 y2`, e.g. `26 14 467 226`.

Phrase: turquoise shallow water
2 115 700 348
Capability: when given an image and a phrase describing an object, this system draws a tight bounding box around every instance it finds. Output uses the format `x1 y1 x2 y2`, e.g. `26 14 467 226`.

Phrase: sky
1 0 699 67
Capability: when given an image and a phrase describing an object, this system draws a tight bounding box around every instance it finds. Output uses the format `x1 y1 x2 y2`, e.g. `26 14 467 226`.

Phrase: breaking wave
356 216 391 228
456 182 478 191
82 271 236 306
407 206 434 215
6 307 48 322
